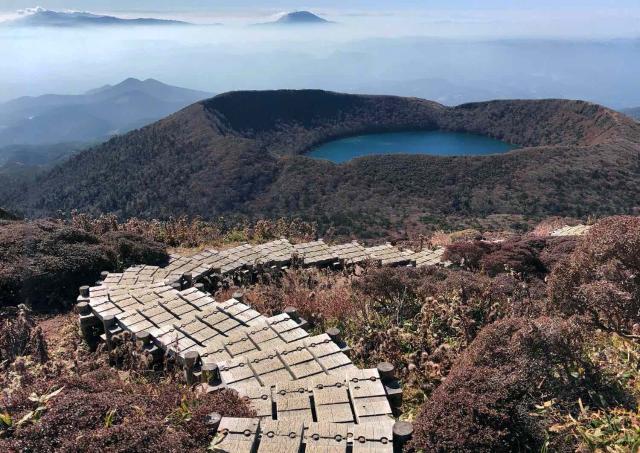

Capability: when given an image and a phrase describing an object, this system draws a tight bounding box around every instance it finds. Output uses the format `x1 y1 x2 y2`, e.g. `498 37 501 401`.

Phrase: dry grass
70 212 316 248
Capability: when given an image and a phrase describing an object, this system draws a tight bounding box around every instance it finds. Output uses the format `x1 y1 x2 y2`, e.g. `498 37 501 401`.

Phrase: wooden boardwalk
76 238 425 450
550 224 591 237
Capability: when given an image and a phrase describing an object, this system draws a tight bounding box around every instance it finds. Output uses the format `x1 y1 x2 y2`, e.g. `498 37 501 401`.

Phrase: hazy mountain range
623 107 640 120
0 78 212 176
0 77 211 147
3 7 190 27
3 8 329 28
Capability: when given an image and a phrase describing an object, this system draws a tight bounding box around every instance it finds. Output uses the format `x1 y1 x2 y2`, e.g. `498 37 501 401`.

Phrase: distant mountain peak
4 7 191 27
278 11 328 22
258 11 331 26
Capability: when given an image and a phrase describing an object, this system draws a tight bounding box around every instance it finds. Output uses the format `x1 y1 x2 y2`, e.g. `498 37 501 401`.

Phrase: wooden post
377 362 395 383
102 315 116 351
284 306 299 322
136 330 151 349
183 351 199 386
183 273 193 289
79 285 90 298
393 421 413 452
206 412 222 434
76 301 98 349
378 362 403 415
327 327 342 344
201 363 220 385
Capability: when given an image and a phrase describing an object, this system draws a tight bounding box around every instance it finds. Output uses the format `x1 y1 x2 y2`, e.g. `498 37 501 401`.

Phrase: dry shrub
443 240 495 271
0 306 47 367
246 268 354 330
548 216 640 335
0 220 167 310
346 267 538 392
428 230 452 248
448 229 483 243
71 212 316 248
479 238 547 277
538 236 578 272
410 317 592 452
446 236 578 278
0 368 253 452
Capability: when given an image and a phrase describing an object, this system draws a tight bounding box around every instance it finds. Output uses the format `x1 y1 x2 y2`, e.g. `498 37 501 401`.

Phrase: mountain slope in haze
623 107 640 120
0 78 212 147
0 142 89 178
5 90 640 236
4 7 190 27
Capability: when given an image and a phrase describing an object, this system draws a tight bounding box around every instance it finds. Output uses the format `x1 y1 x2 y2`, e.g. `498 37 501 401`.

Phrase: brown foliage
245 268 355 330
444 240 494 271
0 313 254 452
410 317 590 452
0 368 253 452
445 236 577 278
548 216 640 335
347 267 542 392
70 212 316 248
0 306 47 367
479 238 547 277
0 220 167 310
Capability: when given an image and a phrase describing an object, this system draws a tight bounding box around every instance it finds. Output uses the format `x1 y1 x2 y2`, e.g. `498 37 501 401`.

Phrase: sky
0 1 638 36
0 1 638 107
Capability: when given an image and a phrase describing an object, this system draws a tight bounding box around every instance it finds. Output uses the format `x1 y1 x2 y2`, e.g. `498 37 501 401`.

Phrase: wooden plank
212 417 259 453
257 419 303 453
305 422 350 452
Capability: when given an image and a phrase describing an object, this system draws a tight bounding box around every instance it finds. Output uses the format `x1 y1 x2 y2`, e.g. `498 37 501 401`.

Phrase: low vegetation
2 215 640 451
0 307 254 452
69 212 317 248
0 219 167 310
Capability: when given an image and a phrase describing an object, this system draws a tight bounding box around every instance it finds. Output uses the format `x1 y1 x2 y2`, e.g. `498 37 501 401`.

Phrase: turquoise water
308 131 518 163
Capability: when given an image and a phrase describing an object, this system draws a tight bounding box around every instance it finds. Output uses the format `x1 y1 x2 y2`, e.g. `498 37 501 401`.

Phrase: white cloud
18 6 47 15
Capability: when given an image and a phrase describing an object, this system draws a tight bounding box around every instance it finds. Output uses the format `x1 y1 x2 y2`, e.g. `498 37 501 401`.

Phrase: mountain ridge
4 90 639 236
0 78 212 147
4 7 190 27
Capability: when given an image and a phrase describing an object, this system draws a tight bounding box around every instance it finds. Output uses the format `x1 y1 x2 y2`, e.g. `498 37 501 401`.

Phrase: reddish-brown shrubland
410 317 592 452
443 240 494 271
479 238 547 277
0 310 254 453
549 216 640 335
245 268 355 330
345 267 547 394
71 212 316 248
445 235 579 278
0 369 253 452
0 220 167 310
0 306 47 367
